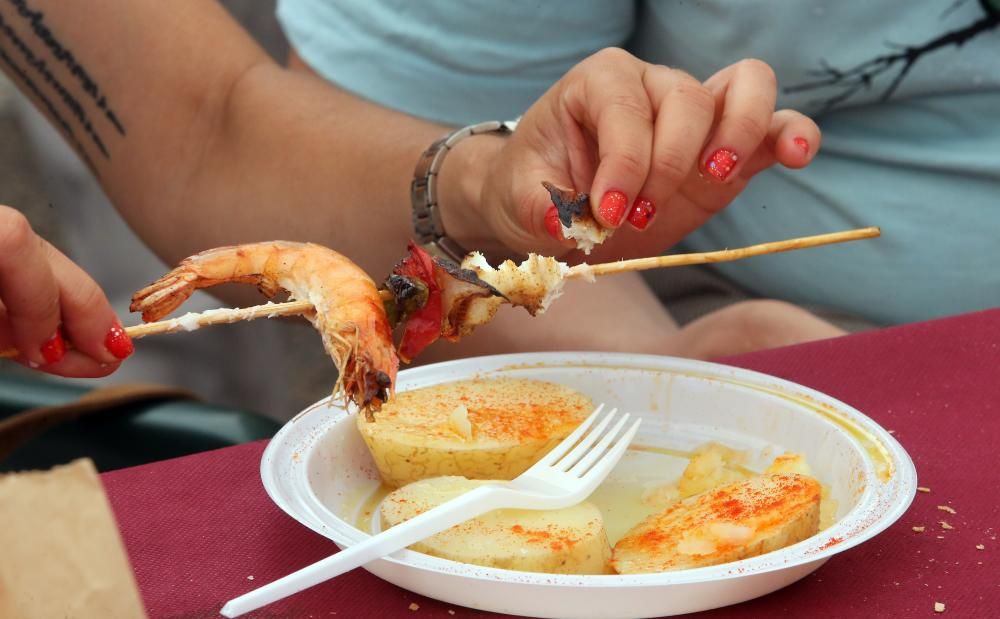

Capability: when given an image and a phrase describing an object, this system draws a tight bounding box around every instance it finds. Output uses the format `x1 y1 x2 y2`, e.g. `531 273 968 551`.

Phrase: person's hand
0 206 132 377
443 49 820 261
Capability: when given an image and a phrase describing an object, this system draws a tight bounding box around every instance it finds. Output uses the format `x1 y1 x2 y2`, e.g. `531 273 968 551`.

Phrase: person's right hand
0 206 133 377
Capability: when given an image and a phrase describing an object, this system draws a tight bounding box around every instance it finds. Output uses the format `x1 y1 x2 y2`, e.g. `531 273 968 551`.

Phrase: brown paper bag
0 459 148 619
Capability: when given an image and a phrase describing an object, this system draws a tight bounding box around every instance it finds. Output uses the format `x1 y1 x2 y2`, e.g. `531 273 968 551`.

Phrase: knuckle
607 91 653 123
672 78 715 113
739 58 778 88
575 47 637 77
593 46 636 66
730 113 770 143
7 287 59 324
651 146 692 184
0 208 34 251
612 146 649 182
72 281 107 315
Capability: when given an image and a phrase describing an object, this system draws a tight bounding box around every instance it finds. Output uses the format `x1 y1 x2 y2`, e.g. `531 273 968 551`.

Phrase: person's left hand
445 50 819 262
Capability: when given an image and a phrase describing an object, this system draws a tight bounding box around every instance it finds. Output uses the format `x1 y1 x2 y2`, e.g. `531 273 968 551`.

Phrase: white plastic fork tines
220 404 641 618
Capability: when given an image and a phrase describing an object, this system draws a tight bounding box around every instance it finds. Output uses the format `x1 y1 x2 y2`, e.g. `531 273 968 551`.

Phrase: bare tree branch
785 5 1000 113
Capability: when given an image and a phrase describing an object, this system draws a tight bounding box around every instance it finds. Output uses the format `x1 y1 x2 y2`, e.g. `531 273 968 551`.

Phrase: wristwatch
410 119 519 264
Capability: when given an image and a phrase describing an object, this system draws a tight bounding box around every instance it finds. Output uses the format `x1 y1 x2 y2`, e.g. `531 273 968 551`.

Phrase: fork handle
220 484 512 617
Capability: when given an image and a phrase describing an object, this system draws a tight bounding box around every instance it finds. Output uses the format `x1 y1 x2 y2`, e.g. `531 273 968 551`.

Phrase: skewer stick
0 301 314 359
565 226 881 279
123 301 315 338
0 227 879 360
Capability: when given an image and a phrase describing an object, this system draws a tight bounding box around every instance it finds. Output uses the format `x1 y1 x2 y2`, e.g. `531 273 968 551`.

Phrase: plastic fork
220 404 640 618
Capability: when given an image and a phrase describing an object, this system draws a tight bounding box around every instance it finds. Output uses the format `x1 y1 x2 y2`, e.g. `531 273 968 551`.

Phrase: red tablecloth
102 309 1000 618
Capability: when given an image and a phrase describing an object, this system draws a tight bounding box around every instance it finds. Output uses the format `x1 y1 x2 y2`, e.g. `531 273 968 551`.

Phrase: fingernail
40 329 66 365
793 137 810 155
704 148 739 181
105 323 134 359
543 205 564 240
627 197 656 231
598 190 628 226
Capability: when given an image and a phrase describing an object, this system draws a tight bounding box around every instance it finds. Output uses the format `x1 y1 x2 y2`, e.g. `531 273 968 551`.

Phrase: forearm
171 61 450 277
0 1 460 279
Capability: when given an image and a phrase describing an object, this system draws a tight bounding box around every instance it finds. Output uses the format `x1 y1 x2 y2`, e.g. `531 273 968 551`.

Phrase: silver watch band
411 119 519 264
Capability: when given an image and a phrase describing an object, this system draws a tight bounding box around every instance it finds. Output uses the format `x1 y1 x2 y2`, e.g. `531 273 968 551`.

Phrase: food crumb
940 521 954 530
409 603 420 611
917 486 931 493
976 544 985 550
934 601 945 613
937 505 957 514
912 526 925 533
247 575 254 581
448 612 456 616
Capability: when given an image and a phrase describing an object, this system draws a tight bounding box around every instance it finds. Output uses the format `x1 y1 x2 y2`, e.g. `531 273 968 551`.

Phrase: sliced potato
380 476 612 574
765 452 813 476
357 378 593 487
676 442 751 498
612 474 821 573
640 442 751 510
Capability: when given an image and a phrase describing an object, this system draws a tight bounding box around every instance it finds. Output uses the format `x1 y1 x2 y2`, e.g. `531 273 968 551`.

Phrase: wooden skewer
0 301 314 359
0 227 879 360
123 301 315 338
566 226 881 279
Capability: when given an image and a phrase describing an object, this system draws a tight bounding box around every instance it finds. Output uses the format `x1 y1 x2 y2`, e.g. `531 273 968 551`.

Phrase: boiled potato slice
640 442 751 510
357 378 593 487
765 452 813 476
612 473 821 573
676 442 751 498
380 476 612 574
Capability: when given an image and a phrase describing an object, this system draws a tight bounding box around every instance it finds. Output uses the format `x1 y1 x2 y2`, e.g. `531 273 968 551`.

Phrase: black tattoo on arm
8 0 125 135
0 0 127 168
0 43 95 171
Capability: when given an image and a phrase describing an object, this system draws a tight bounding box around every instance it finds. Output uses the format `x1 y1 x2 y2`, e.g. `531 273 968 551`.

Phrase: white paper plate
261 352 916 618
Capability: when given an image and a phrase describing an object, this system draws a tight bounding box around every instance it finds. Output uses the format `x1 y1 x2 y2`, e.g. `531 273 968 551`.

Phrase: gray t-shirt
278 0 1000 325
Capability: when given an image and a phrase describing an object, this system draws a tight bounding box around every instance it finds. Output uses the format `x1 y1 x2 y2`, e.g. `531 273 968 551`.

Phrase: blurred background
0 3 338 422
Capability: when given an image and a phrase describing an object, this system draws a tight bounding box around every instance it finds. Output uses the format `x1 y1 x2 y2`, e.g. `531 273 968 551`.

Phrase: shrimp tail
129 270 201 322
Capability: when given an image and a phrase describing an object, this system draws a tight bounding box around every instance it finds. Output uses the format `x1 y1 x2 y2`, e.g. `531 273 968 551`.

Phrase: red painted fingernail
793 137 809 155
543 205 564 240
40 329 66 364
627 197 656 231
105 323 134 359
598 190 628 226
704 148 739 181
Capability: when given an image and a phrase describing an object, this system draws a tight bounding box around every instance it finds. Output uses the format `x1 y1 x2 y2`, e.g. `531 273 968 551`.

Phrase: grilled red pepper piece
394 242 443 362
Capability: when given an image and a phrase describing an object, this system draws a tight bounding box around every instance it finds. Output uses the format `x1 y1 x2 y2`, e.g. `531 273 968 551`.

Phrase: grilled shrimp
130 241 398 417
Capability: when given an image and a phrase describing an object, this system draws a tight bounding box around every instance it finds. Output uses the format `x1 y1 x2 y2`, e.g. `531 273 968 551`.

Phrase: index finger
45 240 133 375
565 48 654 229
